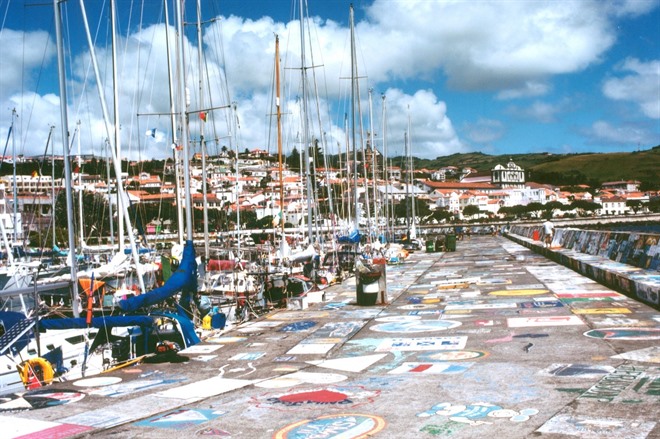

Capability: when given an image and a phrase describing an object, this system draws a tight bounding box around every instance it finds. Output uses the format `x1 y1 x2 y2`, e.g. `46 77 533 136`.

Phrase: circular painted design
370 320 461 333
488 289 548 296
74 376 123 387
583 327 660 340
375 315 422 322
274 413 386 439
423 350 488 361
397 304 438 310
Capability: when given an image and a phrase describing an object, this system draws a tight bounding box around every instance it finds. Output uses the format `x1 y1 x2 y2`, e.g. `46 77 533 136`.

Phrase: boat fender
18 357 54 390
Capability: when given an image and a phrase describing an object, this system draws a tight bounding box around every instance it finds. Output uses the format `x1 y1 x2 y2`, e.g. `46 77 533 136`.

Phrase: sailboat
344 5 387 306
0 0 201 394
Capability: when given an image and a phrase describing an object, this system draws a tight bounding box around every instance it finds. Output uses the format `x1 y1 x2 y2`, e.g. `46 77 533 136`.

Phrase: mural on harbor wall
510 226 660 307
511 226 660 271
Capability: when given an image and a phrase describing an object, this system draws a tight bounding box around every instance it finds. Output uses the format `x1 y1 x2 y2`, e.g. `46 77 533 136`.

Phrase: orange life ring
19 357 54 389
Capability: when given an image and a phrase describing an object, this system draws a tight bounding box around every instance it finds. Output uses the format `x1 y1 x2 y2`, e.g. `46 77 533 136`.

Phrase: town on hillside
1 150 658 245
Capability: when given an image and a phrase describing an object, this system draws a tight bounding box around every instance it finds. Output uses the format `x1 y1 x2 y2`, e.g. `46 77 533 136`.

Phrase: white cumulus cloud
603 58 660 119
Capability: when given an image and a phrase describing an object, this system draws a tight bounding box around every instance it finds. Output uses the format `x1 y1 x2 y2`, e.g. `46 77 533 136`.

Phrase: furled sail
118 240 197 313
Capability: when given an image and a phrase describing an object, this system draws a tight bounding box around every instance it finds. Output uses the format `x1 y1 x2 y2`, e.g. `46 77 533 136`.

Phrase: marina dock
2 234 659 439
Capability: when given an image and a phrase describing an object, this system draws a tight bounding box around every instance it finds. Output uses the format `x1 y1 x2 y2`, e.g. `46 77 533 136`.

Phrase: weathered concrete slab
1 235 659 438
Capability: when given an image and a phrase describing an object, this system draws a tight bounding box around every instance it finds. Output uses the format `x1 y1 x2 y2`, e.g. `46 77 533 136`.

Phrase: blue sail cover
0 311 32 353
118 240 197 313
337 228 361 244
152 311 200 348
39 315 154 330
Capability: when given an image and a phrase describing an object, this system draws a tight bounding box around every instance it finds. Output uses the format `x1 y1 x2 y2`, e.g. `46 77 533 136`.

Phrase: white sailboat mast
162 0 185 246
196 0 210 261
299 0 314 243
369 89 378 236
350 5 359 229
77 0 146 294
77 121 84 249
175 0 194 241
53 0 80 317
408 111 417 239
275 35 285 239
381 94 390 240
110 0 124 252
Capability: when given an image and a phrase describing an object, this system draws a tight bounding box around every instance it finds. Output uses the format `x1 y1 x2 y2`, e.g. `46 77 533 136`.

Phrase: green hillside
408 145 660 190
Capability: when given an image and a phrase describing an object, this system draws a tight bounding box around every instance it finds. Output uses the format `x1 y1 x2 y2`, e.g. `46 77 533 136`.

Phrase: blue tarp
118 240 197 313
39 315 154 330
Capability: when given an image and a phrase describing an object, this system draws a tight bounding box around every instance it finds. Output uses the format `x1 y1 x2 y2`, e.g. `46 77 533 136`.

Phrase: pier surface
2 235 659 438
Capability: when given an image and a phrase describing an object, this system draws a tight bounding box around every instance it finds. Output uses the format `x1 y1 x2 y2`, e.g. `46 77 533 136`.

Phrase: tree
462 204 481 218
570 199 602 216
526 202 544 218
429 209 453 223
543 201 564 218
286 147 301 172
626 200 644 214
648 197 660 213
393 197 430 220
260 175 272 189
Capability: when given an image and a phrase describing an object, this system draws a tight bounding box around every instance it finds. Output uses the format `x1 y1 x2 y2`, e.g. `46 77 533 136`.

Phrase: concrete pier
2 235 659 438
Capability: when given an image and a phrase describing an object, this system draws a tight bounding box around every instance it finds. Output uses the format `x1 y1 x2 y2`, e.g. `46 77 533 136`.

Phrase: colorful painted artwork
489 289 549 296
74 377 123 387
306 354 388 372
255 372 348 389
134 408 226 430
0 416 93 438
88 377 187 398
0 389 86 412
417 402 538 425
388 362 474 374
279 321 317 332
578 364 648 402
583 328 660 340
287 343 335 355
369 320 461 333
507 315 585 328
229 352 266 361
256 386 380 411
611 346 660 363
375 336 468 352
538 364 616 378
537 414 656 439
572 308 631 314
273 413 386 439
179 345 222 354
445 302 517 310
418 350 488 361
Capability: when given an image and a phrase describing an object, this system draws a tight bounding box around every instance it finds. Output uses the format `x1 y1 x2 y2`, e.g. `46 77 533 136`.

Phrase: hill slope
409 146 660 188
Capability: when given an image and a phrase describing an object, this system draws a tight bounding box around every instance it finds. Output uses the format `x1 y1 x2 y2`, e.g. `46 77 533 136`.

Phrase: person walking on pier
543 219 555 248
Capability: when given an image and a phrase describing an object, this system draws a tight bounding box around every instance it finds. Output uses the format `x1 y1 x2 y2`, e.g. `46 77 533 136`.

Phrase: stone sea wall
508 225 660 309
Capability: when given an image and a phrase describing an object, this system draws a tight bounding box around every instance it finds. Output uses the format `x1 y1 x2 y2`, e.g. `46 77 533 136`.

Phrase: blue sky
1 0 658 161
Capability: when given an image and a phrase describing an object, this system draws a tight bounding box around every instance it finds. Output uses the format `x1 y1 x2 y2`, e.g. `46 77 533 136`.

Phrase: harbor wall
507 225 660 309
